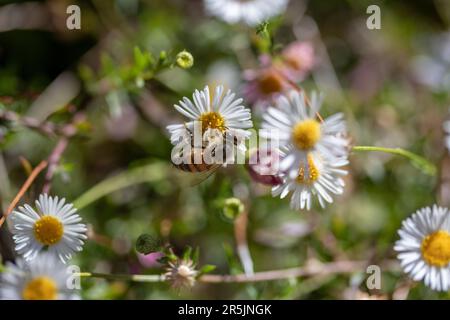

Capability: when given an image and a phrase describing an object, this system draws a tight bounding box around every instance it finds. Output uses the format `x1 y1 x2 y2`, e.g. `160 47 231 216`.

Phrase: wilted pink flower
247 148 283 186
242 65 289 110
137 252 164 268
280 41 315 82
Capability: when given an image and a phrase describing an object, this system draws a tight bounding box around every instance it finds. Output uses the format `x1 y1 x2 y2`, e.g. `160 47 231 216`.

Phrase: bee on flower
167 85 253 174
8 194 87 263
167 85 253 145
394 205 450 292
204 0 289 26
0 253 80 300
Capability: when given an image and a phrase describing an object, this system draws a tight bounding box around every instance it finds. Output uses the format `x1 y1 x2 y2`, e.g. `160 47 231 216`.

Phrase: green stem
73 162 168 210
76 272 165 282
352 146 437 176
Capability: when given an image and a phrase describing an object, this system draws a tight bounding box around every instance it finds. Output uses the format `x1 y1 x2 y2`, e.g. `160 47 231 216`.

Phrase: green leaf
192 247 200 264
133 46 150 70
183 246 192 260
73 162 169 209
199 264 216 274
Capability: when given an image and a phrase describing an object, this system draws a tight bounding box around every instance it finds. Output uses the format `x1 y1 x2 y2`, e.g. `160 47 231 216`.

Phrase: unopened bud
176 50 194 69
136 234 160 255
223 198 244 220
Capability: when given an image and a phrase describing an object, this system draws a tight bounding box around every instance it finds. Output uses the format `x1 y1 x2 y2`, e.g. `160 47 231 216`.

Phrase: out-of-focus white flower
9 194 87 263
204 0 289 26
411 32 450 93
394 205 450 291
443 118 450 153
0 253 80 300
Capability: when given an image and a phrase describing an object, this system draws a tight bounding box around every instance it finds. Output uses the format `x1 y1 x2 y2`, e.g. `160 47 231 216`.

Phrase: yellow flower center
421 230 450 267
33 215 64 246
199 112 226 133
292 119 321 150
296 153 320 184
258 70 284 95
22 276 58 300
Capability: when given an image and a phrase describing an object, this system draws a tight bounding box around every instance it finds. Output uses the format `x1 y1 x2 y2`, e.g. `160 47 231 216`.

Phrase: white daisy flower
261 90 348 178
394 205 450 292
0 253 80 300
204 0 289 26
272 149 348 210
8 194 87 263
167 85 253 153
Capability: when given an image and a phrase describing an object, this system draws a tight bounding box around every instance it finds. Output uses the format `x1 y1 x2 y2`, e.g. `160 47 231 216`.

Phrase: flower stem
352 145 437 176
75 259 399 284
76 272 166 282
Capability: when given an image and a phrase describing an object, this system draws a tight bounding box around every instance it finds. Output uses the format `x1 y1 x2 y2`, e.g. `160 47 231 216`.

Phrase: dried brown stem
0 109 58 137
0 160 48 228
199 259 399 283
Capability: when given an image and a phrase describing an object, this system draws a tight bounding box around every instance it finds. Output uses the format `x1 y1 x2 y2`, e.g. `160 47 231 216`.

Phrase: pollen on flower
33 215 64 246
292 119 321 150
296 153 320 184
421 230 450 267
258 70 284 94
199 112 226 133
22 276 57 300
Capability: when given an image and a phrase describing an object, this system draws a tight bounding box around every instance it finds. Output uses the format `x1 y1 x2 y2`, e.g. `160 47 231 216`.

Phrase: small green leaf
133 46 150 70
199 264 216 274
183 246 192 260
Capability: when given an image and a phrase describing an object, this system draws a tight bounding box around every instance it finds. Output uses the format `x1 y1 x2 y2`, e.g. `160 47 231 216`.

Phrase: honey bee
171 127 239 182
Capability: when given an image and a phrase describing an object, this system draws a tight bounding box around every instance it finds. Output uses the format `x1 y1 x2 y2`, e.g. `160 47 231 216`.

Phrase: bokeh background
0 0 450 299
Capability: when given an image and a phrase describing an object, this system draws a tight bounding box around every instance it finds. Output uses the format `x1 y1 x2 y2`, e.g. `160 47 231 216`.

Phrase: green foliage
0 0 449 301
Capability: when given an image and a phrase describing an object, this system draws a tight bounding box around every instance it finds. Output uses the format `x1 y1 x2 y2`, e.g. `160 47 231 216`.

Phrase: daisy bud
223 198 244 220
175 50 194 69
135 234 160 255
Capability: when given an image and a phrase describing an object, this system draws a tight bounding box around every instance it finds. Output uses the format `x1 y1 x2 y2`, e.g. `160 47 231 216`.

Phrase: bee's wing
171 164 221 187
188 164 221 186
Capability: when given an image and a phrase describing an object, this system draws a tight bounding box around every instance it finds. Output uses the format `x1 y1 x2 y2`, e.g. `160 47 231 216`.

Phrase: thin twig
0 160 48 228
77 259 399 284
42 137 69 194
234 211 254 276
0 109 58 137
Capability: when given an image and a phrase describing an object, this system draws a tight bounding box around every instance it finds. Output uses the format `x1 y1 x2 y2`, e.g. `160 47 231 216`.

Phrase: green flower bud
175 50 194 69
136 234 160 255
222 198 244 220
